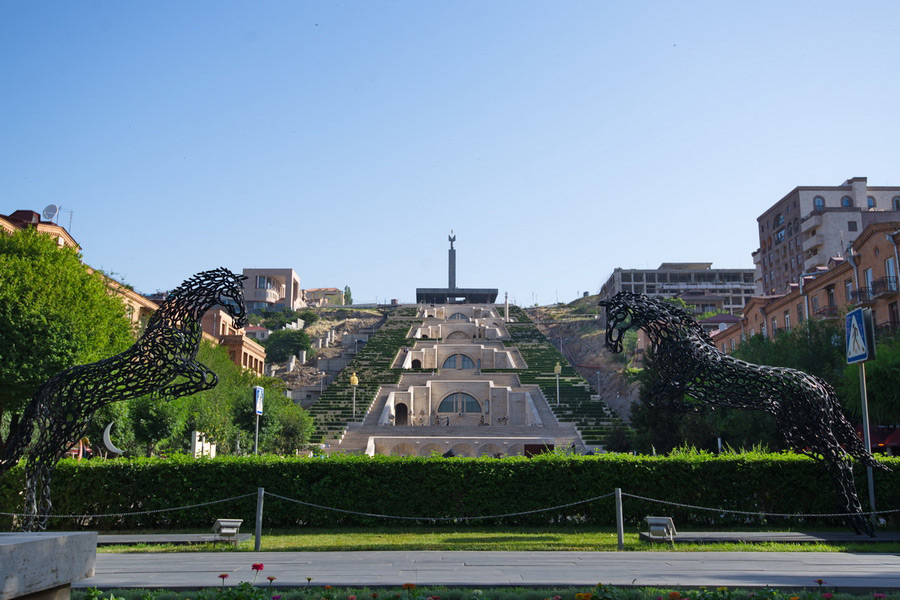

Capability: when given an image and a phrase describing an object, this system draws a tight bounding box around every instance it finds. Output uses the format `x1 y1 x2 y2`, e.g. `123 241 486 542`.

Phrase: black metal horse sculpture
600 291 886 535
0 267 247 530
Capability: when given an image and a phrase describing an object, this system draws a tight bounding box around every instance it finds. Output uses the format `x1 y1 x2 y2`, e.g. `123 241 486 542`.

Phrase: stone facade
242 268 305 312
715 220 900 353
599 262 755 316
754 177 900 295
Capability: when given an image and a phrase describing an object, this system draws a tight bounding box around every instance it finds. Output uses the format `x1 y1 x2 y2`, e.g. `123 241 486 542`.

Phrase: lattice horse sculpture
0 268 248 531
600 291 887 535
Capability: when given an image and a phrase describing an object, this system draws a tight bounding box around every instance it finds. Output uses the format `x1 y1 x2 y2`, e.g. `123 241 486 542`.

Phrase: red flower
219 574 229 579
267 576 277 582
402 584 417 590
325 585 333 590
252 563 265 572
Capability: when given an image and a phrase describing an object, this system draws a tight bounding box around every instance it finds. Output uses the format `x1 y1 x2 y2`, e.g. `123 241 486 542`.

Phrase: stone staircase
332 373 583 454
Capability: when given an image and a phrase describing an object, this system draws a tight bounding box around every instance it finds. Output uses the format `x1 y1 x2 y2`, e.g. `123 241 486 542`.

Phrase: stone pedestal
0 532 97 600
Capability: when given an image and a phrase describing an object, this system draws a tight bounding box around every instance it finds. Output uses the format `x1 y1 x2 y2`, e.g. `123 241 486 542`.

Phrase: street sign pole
846 307 877 525
859 361 876 523
253 386 264 456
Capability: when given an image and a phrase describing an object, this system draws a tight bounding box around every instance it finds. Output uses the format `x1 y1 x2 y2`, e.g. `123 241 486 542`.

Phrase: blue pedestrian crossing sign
253 386 264 415
846 307 875 364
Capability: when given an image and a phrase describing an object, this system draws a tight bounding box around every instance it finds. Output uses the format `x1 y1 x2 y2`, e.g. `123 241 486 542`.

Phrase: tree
343 285 352 305
0 228 134 448
263 329 313 363
842 334 900 424
129 394 179 457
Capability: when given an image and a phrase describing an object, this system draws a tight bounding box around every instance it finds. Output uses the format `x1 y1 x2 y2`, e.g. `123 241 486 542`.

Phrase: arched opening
411 359 422 369
395 403 409 426
446 330 468 340
437 392 481 414
441 354 476 370
449 312 467 320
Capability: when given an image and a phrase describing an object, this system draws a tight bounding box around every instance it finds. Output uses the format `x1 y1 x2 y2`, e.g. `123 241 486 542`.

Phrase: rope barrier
263 490 617 521
621 491 900 518
3 488 897 522
0 492 257 519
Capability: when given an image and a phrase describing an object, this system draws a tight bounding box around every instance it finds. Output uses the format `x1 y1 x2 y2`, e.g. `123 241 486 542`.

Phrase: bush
2 453 897 531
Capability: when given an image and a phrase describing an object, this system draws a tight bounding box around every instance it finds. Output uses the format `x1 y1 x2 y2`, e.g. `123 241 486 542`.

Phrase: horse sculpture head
598 291 643 353
599 291 701 353
167 267 249 329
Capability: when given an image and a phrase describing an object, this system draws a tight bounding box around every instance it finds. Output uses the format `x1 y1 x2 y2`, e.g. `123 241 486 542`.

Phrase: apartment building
599 263 755 315
1 209 79 250
715 220 900 353
754 177 900 295
242 268 305 312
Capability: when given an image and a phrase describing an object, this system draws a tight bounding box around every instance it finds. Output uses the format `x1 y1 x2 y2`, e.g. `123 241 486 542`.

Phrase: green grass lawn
95 526 900 553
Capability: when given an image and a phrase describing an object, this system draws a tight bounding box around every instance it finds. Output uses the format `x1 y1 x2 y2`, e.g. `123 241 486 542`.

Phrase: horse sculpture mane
0 267 247 531
600 291 887 535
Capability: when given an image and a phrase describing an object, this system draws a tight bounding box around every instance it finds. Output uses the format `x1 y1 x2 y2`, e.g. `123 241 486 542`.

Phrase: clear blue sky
3 2 899 305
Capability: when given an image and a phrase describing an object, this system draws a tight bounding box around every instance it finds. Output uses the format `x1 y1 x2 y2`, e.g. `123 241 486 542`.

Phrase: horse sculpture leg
22 459 54 532
818 452 873 536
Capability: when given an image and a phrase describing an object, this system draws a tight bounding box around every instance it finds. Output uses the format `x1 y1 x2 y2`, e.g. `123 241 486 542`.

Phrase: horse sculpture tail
836 414 889 471
0 400 38 476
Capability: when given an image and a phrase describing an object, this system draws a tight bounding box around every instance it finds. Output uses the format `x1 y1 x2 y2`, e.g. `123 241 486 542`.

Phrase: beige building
715 220 900 353
201 308 267 375
305 287 344 306
1 209 80 250
754 177 900 295
242 268 305 312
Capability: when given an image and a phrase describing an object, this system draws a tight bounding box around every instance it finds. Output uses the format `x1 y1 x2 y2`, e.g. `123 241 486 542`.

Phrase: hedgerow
1 452 897 531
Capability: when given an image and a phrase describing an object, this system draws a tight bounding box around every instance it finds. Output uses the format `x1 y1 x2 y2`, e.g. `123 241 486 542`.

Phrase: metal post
254 413 259 456
352 386 357 418
859 362 877 523
555 371 560 406
254 487 264 551
615 487 624 551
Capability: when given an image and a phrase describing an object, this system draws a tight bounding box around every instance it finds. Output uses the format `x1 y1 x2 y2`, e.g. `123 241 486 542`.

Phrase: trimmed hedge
2 453 898 531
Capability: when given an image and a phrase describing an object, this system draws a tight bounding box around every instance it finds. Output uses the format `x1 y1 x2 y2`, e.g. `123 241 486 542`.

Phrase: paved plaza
77 551 900 591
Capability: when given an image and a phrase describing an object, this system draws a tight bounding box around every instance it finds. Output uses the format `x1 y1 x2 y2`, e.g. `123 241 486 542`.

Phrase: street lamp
554 361 562 406
350 371 359 419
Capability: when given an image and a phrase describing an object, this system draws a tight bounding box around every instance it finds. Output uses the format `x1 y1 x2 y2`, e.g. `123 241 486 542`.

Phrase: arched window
893 196 900 211
441 354 476 369
868 196 876 209
437 392 481 413
814 196 825 210
449 313 467 320
841 195 853 207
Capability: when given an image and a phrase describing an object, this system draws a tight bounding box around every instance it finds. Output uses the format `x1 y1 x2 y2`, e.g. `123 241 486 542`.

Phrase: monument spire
448 230 456 290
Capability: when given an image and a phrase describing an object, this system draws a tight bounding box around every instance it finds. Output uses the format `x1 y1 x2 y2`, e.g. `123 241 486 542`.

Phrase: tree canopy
263 328 313 363
0 228 134 441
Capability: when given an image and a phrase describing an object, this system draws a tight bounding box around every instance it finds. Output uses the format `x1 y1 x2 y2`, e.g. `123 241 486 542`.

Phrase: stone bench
0 532 97 600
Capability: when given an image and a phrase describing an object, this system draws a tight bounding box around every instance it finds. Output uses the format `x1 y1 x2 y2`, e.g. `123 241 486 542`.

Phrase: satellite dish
42 204 59 221
103 422 125 455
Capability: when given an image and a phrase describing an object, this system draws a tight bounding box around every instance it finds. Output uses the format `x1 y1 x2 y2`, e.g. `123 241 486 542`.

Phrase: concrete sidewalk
77 551 900 591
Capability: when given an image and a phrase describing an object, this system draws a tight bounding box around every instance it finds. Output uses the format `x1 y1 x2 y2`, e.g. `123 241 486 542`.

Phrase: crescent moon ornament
103 422 125 455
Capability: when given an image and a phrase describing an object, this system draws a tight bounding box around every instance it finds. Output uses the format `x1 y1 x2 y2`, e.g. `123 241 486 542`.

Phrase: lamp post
350 372 359 419
554 361 562 406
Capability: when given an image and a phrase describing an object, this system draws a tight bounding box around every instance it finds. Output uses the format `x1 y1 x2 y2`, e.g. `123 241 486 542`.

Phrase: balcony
851 288 875 305
251 288 282 304
814 304 839 318
871 277 899 299
801 233 825 253
801 213 822 232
